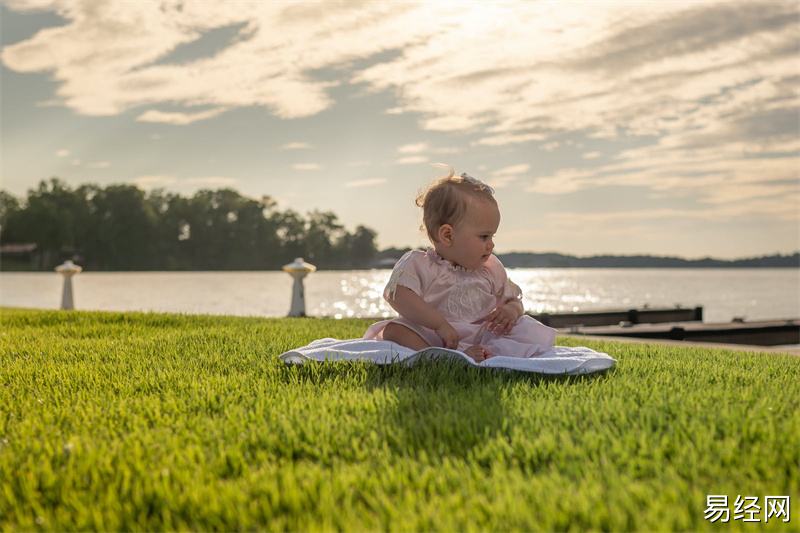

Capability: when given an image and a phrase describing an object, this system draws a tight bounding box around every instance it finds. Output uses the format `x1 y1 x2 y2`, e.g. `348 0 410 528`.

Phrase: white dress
364 248 557 357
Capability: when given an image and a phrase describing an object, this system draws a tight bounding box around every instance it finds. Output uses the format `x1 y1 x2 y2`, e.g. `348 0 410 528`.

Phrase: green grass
1 308 798 532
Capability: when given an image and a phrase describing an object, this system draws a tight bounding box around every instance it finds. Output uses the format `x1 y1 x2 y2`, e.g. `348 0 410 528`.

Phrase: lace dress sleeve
383 250 430 301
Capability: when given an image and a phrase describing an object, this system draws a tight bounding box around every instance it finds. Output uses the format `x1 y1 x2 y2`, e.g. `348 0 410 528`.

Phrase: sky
1 0 798 260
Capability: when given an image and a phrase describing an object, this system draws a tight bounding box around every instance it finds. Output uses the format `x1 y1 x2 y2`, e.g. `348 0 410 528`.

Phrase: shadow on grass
280 357 614 460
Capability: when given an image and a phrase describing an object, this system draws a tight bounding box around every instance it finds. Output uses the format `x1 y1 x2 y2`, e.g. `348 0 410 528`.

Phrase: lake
1 268 798 324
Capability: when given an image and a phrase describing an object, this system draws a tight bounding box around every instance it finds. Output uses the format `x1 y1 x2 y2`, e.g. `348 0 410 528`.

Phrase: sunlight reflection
7 269 786 323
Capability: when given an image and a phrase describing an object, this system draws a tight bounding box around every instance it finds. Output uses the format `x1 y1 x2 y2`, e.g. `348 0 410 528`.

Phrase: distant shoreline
1 251 797 272
376 248 800 269
496 251 800 269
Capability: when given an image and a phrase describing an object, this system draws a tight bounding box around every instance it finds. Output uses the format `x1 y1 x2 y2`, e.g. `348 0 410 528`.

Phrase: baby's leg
383 322 430 351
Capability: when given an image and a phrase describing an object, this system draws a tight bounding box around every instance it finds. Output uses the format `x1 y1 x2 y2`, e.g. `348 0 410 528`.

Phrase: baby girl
364 165 557 362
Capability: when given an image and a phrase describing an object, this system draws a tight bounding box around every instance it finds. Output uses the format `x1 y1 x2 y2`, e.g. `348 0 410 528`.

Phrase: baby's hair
416 163 497 242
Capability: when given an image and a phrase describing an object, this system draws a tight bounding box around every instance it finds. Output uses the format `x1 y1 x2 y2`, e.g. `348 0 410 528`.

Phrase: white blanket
280 338 616 375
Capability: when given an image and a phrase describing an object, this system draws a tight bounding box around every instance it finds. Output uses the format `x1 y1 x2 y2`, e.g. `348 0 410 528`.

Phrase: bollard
282 258 316 317
55 260 82 310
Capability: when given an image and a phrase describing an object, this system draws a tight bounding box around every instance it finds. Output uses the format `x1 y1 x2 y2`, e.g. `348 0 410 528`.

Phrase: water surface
2 268 797 324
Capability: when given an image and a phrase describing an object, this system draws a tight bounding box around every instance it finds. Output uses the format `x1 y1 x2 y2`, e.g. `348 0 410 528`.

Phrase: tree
0 180 381 271
343 225 378 268
82 184 159 270
302 210 345 266
0 190 21 237
2 179 89 268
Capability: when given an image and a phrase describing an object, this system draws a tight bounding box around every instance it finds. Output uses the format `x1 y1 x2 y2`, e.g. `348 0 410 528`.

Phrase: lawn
1 308 798 532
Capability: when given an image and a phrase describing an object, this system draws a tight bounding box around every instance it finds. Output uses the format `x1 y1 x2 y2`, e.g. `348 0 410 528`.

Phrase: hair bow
460 172 494 194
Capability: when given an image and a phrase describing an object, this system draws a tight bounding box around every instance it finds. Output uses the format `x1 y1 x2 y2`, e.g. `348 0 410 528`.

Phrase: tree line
0 179 378 271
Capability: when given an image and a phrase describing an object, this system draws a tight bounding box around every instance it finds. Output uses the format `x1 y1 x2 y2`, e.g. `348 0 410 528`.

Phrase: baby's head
416 164 498 244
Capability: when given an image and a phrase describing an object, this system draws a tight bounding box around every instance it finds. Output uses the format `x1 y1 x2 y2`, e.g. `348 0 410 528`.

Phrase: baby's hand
434 321 459 349
485 302 521 335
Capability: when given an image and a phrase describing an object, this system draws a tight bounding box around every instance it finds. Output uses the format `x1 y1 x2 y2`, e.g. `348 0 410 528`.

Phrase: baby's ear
438 224 454 246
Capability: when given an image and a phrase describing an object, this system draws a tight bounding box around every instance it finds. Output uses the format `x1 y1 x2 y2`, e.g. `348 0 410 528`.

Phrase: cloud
487 164 531 188
526 134 799 222
0 1 413 121
293 163 321 170
182 177 239 186
397 143 460 156
4 2 796 146
344 178 387 188
475 133 546 147
87 161 111 169
396 156 428 165
546 192 799 228
137 108 228 125
280 142 313 150
2 1 797 228
540 142 559 152
56 149 70 157
434 146 461 154
494 164 531 176
397 143 428 154
130 175 177 188
130 174 238 189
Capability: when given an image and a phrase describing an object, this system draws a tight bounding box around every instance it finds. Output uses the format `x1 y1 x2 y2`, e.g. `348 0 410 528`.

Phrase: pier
527 306 799 346
568 319 799 346
529 306 703 328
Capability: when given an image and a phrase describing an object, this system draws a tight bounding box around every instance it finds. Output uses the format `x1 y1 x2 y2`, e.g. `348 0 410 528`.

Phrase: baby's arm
388 286 459 349
485 297 524 335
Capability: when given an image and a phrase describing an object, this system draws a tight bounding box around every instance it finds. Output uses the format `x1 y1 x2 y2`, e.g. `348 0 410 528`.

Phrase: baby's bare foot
464 344 493 362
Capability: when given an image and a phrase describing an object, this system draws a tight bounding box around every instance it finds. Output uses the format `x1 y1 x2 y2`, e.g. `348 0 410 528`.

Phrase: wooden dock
526 306 798 346
563 319 800 346
528 306 703 328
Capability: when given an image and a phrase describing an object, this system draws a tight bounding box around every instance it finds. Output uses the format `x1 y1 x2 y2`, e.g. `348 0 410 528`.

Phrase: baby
364 165 557 362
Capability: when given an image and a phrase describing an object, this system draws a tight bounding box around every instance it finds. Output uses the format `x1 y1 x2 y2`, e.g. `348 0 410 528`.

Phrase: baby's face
447 198 500 270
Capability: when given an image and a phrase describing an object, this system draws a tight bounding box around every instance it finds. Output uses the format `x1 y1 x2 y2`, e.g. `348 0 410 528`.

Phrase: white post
55 260 82 310
282 257 316 317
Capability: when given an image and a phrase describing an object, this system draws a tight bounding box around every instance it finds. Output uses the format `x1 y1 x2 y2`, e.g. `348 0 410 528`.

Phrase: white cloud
434 146 461 154
487 164 531 189
182 177 239 186
475 132 546 147
397 143 460 155
70 159 81 166
130 175 177 188
56 149 70 157
281 142 312 150
130 174 238 189
540 142 559 152
526 132 799 223
396 156 428 165
87 161 111 169
344 178 387 188
4 2 796 152
293 163 321 170
397 143 428 154
526 168 597 195
487 176 516 190
137 108 228 125
494 164 530 176
2 0 797 238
